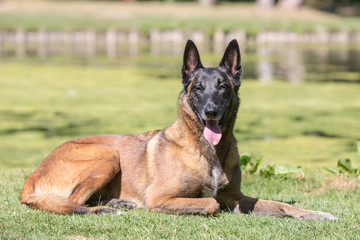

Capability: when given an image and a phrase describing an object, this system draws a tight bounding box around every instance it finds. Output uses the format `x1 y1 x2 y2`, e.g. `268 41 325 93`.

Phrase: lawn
0 168 359 239
0 56 359 238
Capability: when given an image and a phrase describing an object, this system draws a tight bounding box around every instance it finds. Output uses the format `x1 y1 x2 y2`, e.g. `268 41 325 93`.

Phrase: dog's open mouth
194 106 225 146
203 116 225 146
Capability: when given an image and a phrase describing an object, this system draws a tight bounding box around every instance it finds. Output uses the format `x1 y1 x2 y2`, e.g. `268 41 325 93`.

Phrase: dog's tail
20 175 87 214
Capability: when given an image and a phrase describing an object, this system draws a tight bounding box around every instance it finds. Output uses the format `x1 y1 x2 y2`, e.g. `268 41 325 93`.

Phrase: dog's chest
202 163 228 198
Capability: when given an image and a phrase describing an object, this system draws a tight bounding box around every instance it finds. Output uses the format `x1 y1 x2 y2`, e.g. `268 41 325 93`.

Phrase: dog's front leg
145 196 220 215
233 195 336 220
218 187 335 220
218 190 335 220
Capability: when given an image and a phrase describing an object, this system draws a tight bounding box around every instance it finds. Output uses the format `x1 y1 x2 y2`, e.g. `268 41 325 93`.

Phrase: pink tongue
204 120 222 145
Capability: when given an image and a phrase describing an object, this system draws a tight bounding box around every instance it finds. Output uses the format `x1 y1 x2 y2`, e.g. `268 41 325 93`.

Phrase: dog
21 39 335 220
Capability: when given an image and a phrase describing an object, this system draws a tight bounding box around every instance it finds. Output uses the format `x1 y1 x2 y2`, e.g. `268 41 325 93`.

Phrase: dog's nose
204 107 219 118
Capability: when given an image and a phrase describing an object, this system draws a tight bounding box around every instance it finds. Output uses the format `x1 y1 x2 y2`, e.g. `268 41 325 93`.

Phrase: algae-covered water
1 43 359 170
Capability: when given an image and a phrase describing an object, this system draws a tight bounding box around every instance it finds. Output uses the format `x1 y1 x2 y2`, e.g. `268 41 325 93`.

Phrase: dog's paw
74 208 90 214
93 207 123 215
315 211 337 221
301 211 337 221
205 198 220 215
108 199 136 210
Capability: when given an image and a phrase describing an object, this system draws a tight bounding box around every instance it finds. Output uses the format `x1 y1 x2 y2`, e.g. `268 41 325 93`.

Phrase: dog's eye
218 84 227 91
194 85 203 92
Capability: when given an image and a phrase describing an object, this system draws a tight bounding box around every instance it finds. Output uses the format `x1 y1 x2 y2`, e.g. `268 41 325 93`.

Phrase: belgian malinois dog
21 40 335 220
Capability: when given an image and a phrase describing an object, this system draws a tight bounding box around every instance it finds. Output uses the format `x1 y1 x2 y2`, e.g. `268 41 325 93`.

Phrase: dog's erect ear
182 40 203 90
219 39 242 88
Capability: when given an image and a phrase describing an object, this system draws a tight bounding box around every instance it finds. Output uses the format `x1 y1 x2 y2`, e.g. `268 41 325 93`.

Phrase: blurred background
0 0 359 173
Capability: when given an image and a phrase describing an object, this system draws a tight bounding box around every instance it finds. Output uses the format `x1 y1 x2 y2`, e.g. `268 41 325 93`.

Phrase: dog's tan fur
21 40 335 220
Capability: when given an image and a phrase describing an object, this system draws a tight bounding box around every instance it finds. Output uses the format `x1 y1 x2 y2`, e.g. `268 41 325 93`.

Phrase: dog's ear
182 40 203 90
219 39 242 89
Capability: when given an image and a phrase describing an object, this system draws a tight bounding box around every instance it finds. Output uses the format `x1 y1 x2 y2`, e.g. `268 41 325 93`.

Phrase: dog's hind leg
66 143 123 215
21 142 122 215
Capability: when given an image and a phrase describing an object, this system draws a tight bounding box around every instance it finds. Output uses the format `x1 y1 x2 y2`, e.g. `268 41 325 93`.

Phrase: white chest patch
211 167 220 197
202 165 222 198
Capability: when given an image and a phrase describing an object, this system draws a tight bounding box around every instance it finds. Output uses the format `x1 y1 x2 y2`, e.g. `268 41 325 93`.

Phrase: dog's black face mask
189 69 232 145
181 39 242 145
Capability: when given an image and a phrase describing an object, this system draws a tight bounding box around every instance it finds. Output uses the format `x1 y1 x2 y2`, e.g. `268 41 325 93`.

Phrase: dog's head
181 39 242 146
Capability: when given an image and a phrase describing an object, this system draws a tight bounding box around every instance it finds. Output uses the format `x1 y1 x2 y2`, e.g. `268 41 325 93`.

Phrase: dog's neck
214 98 239 163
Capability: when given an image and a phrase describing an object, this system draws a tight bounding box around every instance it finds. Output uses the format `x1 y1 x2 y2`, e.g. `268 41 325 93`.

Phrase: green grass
0 57 359 238
1 169 359 239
